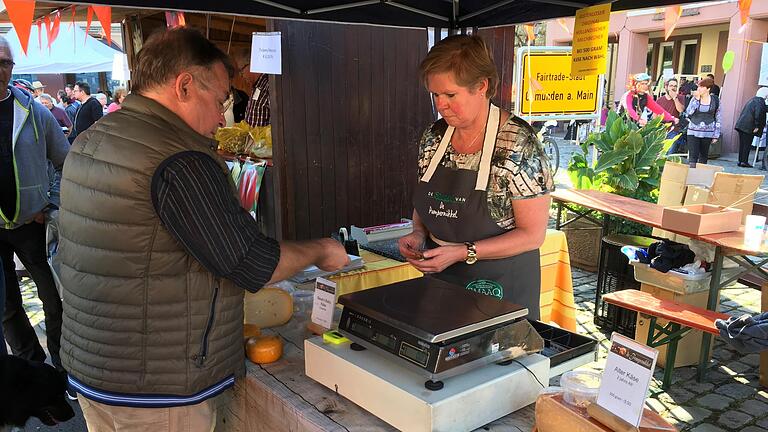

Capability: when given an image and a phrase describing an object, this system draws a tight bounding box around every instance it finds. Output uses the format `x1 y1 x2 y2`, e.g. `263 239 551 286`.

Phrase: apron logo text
428 206 458 219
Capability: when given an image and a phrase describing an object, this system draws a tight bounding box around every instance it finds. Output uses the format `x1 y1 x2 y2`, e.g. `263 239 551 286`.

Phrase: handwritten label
250 32 282 75
311 277 336 330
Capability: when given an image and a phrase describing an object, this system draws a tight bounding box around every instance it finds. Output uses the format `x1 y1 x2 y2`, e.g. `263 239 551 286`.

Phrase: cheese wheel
243 323 261 341
244 287 293 328
246 335 284 364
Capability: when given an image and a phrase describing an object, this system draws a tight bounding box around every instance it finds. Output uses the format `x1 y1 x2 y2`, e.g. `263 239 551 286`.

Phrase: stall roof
5 23 123 73
48 0 705 29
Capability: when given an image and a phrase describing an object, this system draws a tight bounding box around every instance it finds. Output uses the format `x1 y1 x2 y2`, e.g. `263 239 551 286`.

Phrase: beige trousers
78 395 217 432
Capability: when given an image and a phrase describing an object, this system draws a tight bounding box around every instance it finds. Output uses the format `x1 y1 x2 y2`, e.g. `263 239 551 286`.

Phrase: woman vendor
398 35 554 319
619 72 678 127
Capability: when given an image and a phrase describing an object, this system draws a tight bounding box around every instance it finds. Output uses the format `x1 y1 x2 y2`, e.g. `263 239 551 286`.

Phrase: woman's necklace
453 127 484 154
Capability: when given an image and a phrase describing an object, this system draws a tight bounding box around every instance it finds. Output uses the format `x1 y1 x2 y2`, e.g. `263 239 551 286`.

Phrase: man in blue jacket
0 36 69 374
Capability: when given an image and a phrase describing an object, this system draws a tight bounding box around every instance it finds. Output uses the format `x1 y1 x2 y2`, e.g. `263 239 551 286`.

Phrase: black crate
594 234 656 337
529 320 598 367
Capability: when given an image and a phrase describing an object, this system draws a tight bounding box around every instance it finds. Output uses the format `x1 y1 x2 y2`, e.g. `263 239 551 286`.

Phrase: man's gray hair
39 93 54 103
95 93 108 104
132 27 234 94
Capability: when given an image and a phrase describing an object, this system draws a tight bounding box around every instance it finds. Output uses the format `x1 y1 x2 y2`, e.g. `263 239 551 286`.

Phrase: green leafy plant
567 112 678 234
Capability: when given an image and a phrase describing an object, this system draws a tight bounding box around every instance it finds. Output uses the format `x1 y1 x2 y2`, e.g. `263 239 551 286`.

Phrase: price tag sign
596 333 658 427
311 277 337 330
250 32 282 74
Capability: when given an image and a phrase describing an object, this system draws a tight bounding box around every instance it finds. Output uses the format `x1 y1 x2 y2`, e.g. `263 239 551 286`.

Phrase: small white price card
311 277 337 329
250 32 282 74
596 333 658 427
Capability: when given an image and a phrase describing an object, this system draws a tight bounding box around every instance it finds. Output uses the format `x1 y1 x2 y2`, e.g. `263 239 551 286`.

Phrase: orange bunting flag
70 6 76 29
44 16 52 50
36 20 42 50
92 6 112 45
85 6 93 45
664 6 682 41
4 0 36 55
524 24 535 43
738 0 752 26
51 12 61 44
165 11 187 28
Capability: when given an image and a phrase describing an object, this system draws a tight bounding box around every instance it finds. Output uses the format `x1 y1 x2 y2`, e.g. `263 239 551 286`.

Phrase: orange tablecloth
329 229 576 331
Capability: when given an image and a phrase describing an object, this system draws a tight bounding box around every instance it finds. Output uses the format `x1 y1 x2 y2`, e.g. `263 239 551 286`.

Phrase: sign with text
250 32 282 75
311 278 337 330
571 4 611 77
596 333 658 427
516 48 602 119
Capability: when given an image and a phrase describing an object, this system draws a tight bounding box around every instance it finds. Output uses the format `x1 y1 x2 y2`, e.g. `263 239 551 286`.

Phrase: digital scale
337 277 544 388
306 277 598 431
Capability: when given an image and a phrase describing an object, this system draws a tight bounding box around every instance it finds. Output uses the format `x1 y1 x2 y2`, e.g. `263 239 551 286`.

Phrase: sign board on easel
596 333 659 427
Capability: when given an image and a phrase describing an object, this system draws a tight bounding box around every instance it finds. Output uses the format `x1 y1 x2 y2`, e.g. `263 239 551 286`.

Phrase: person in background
58 27 348 430
94 93 108 115
619 73 678 127
55 90 67 108
236 49 270 128
63 96 77 124
39 93 72 131
735 87 768 168
12 78 34 94
398 34 553 317
107 88 126 113
707 74 720 97
685 77 721 167
31 81 45 100
656 78 687 155
69 81 102 143
0 35 69 379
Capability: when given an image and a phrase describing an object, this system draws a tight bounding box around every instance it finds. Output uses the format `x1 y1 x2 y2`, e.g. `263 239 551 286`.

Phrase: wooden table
217 324 537 431
552 189 768 381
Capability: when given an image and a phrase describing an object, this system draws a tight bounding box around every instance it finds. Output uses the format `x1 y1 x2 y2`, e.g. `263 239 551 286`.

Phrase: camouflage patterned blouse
417 115 555 230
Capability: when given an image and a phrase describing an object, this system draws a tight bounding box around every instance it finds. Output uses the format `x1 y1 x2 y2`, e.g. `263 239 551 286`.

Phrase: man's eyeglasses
0 60 15 69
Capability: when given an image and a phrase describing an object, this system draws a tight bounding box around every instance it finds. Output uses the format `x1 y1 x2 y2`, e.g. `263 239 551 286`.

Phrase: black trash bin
594 234 656 337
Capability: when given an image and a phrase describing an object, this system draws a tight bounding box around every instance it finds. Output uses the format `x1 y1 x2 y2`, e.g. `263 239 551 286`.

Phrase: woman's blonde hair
113 87 127 103
419 35 498 99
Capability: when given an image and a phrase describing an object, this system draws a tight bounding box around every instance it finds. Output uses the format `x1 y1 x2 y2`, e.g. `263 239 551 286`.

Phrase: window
646 44 653 75
680 42 697 75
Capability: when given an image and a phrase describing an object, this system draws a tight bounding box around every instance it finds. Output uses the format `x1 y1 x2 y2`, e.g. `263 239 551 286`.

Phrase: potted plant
562 112 676 269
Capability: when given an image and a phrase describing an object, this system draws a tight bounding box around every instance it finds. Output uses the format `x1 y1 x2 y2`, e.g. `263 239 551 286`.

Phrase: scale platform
338 277 541 383
305 336 549 432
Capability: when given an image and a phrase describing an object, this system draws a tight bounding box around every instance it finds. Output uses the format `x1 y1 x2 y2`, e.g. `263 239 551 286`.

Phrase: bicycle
536 120 560 176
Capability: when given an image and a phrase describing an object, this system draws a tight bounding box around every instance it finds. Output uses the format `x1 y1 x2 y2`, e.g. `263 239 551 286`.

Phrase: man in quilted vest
58 28 348 431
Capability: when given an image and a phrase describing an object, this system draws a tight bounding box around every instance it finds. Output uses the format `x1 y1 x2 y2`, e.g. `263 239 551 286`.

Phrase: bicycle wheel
542 137 559 176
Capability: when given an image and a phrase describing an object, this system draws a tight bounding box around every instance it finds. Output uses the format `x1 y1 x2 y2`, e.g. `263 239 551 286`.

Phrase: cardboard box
661 204 742 235
635 283 714 368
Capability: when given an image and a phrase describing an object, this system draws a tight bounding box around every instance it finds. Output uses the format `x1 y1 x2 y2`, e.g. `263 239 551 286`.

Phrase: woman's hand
407 244 465 274
639 118 647 126
398 231 426 260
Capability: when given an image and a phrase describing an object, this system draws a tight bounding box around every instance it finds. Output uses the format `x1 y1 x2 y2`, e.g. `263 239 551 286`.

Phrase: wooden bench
602 289 730 390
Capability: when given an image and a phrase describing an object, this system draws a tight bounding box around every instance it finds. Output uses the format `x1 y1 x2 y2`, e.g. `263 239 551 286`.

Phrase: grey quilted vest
58 94 245 397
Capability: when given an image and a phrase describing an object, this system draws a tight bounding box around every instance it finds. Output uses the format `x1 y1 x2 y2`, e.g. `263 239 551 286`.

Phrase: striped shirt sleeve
151 151 280 292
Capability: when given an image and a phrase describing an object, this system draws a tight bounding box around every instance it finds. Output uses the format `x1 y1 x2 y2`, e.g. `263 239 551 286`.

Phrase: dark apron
413 104 540 319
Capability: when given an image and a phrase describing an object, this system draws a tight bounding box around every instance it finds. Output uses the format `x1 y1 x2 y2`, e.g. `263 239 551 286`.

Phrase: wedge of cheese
244 287 293 328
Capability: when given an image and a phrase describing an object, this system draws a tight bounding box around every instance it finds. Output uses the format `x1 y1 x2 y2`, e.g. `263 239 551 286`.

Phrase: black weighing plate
338 276 527 343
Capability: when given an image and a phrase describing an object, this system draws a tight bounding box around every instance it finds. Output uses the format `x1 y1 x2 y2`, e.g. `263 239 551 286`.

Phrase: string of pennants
4 0 112 55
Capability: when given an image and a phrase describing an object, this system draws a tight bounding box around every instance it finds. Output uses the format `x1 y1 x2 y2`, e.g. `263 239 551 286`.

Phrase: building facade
547 0 768 153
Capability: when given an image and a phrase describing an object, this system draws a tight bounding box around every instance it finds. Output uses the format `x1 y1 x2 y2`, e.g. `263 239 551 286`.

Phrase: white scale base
305 337 550 432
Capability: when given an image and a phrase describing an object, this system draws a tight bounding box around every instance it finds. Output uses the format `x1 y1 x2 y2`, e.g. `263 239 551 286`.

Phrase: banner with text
516 48 602 119
571 4 611 77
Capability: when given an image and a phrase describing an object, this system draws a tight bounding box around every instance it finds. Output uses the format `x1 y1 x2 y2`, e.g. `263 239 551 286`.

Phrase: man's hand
314 238 350 272
711 138 718 144
755 128 760 134
668 88 678 99
32 212 45 224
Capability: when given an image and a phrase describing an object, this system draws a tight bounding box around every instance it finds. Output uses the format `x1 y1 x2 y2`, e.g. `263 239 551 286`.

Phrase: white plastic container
630 261 711 294
560 370 601 408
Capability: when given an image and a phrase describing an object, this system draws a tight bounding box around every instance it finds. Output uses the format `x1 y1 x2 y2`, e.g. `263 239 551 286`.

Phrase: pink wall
614 29 648 105
721 16 768 152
